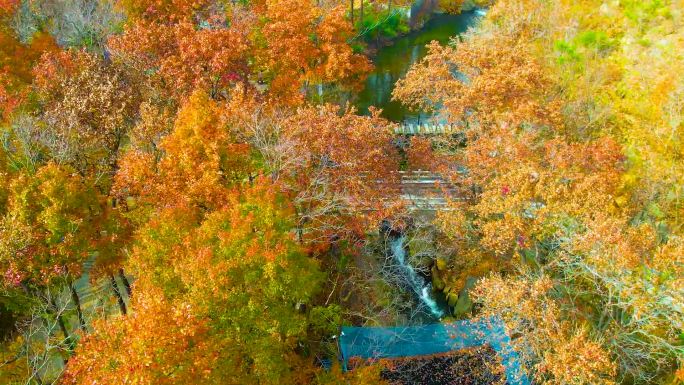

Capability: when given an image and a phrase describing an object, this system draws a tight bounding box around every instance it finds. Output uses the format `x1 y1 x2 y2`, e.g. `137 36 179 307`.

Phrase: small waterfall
389 234 444 318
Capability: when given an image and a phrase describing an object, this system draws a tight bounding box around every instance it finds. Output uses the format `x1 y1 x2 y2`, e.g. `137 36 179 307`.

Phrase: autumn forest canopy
0 0 682 384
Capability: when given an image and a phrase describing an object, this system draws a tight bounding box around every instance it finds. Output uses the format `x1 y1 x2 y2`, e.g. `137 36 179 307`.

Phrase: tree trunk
118 268 132 298
32 369 44 385
63 267 86 331
109 274 127 315
47 295 72 351
350 0 354 24
69 283 87 332
330 234 341 261
295 208 304 245
360 0 364 24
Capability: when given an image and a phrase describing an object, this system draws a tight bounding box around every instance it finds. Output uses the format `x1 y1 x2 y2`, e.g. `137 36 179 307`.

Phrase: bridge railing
394 123 461 135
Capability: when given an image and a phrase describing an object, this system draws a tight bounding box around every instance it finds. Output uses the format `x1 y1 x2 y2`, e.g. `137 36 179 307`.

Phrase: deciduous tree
126 182 325 384
61 283 220 385
32 49 140 179
256 0 371 103
234 101 401 244
0 163 99 334
115 91 253 215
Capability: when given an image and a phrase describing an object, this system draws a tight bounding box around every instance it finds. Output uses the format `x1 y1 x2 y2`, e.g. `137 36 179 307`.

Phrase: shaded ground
378 345 507 385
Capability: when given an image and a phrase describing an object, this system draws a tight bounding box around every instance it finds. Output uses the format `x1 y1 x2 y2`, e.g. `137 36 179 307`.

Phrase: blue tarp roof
339 317 531 385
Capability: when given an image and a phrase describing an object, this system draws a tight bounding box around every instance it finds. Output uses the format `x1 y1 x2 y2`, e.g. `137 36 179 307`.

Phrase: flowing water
365 11 483 320
354 11 482 123
389 234 445 319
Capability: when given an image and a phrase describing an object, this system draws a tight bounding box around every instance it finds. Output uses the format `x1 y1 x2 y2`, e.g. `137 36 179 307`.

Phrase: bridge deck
393 123 462 135
370 171 463 211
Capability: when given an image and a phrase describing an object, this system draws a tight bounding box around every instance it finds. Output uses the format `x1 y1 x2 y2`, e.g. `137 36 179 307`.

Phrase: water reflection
354 11 481 123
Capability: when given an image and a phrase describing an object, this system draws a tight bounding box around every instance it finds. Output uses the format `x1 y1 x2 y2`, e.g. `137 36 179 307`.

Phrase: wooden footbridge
392 122 465 210
393 123 462 136
373 170 464 212
358 122 467 211
398 170 462 210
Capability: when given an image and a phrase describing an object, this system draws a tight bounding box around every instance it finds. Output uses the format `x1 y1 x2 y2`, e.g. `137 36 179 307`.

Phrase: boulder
452 276 477 317
432 272 446 291
447 292 459 307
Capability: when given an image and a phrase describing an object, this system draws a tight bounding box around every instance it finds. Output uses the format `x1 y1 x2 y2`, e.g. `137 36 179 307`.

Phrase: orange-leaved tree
255 0 371 103
0 163 102 336
119 181 324 384
230 100 401 245
115 90 254 216
393 2 683 382
60 283 221 385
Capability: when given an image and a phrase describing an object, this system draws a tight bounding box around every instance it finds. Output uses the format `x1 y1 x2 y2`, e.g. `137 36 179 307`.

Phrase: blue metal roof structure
339 317 531 385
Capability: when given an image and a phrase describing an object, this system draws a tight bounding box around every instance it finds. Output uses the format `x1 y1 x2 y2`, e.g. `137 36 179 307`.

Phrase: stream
354 10 482 123
362 10 483 320
389 234 445 318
